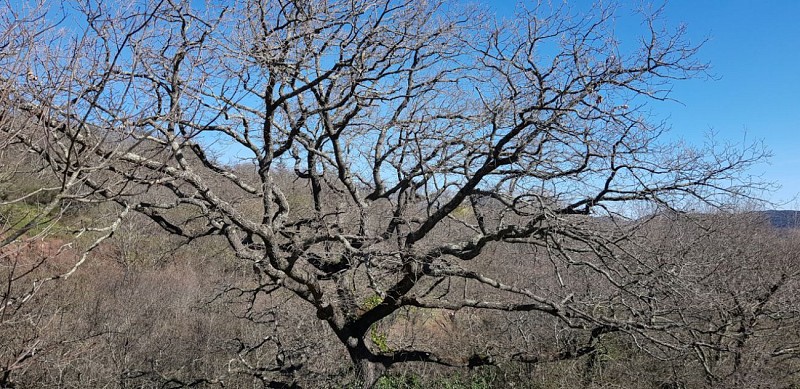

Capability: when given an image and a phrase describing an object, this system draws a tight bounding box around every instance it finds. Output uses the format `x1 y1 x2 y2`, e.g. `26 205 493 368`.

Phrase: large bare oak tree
1 0 767 386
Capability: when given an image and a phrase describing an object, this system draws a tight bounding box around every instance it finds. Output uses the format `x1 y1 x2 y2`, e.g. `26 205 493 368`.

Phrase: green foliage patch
375 370 498 389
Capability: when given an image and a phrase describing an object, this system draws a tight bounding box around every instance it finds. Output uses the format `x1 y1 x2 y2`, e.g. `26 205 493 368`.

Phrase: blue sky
483 0 800 208
13 0 797 207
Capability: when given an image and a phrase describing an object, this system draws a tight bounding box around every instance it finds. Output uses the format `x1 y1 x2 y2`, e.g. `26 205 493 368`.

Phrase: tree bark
347 340 385 389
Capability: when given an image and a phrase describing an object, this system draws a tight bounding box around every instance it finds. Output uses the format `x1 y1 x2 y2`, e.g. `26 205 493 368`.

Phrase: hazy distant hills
759 210 800 229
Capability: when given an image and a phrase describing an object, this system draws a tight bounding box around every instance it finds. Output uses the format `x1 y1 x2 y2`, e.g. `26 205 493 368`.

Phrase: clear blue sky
482 1 800 208
17 0 798 207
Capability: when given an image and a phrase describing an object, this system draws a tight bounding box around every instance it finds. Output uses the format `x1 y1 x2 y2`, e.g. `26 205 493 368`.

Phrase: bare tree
0 2 130 385
631 212 800 388
1 0 768 387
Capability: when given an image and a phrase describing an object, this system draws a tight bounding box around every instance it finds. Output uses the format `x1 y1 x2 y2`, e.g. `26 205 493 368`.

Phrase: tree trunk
347 340 385 389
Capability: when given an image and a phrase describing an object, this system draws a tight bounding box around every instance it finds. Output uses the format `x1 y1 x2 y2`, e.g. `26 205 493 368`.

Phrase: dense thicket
2 201 800 388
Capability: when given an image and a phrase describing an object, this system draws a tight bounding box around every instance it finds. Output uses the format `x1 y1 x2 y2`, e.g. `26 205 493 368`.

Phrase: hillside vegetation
2 164 799 388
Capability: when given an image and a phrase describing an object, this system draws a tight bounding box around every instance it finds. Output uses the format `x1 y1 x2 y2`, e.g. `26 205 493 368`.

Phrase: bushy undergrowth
2 217 800 388
374 370 497 389
2 167 800 388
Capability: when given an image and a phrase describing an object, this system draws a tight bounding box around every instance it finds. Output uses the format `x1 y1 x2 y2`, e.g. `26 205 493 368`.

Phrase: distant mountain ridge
759 210 800 229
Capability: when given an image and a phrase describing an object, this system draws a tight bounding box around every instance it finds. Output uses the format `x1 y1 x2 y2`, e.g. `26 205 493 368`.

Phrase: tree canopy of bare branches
0 0 769 387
